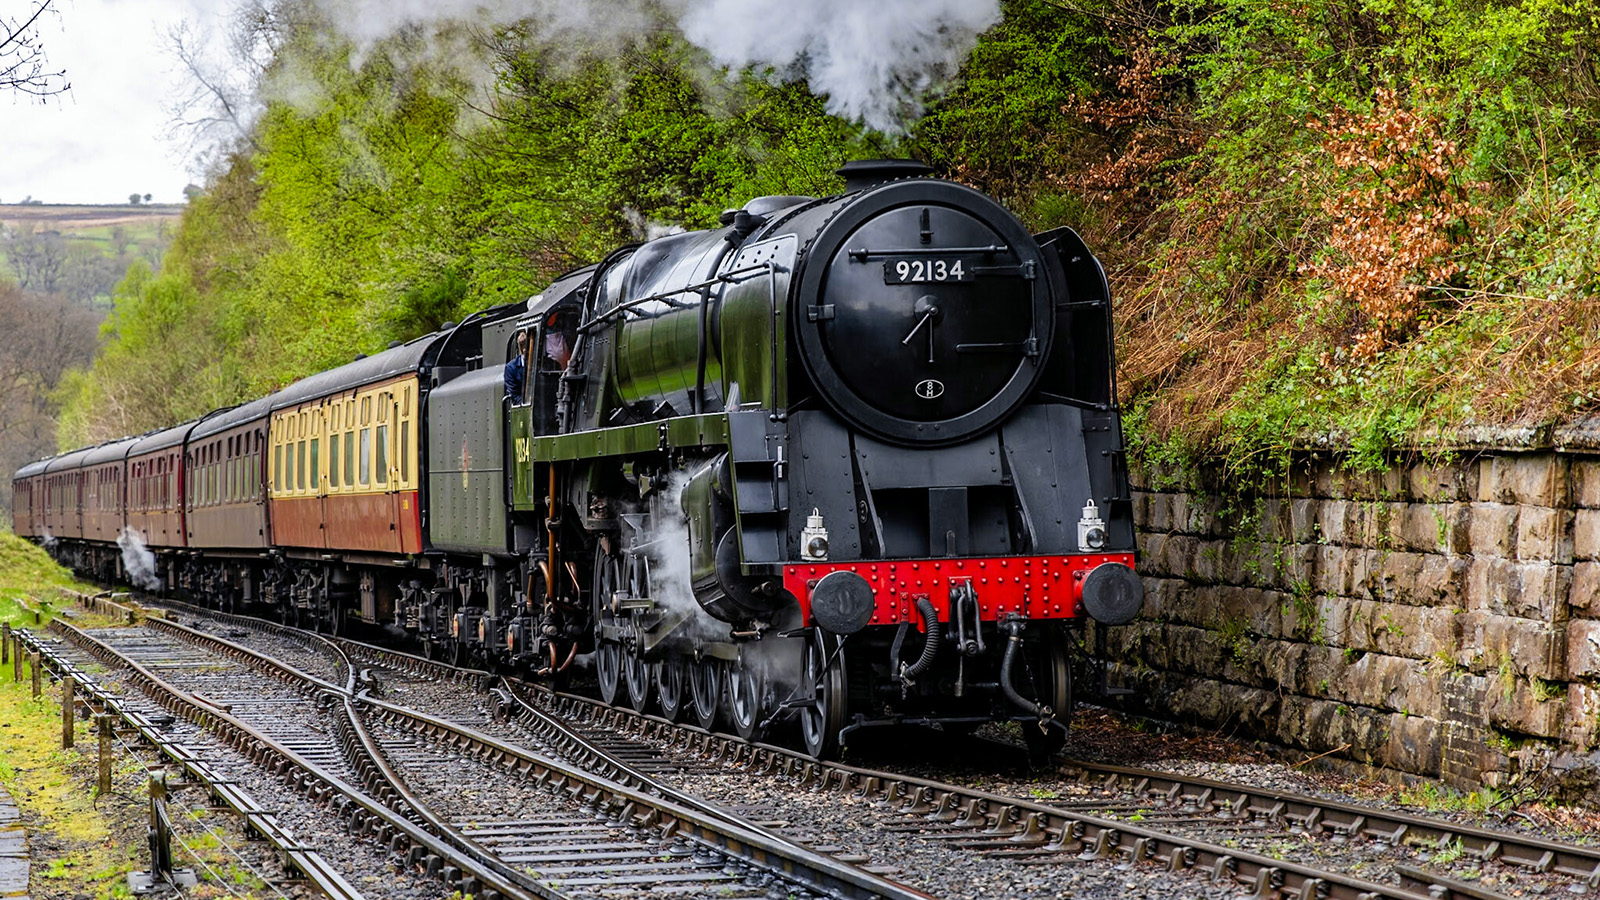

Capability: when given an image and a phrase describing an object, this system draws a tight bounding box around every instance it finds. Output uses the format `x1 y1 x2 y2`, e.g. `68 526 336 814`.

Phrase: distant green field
0 203 183 301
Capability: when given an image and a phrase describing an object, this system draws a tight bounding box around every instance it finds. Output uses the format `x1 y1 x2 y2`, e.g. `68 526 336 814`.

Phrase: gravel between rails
36 629 448 900
151 614 1276 898
338 656 1266 899
151 609 1599 899
885 716 1600 896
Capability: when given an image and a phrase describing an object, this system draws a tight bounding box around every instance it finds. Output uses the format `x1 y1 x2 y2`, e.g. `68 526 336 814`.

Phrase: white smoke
117 527 163 592
622 208 689 242
41 529 57 552
678 0 1001 131
635 471 727 641
292 0 1000 132
651 469 803 710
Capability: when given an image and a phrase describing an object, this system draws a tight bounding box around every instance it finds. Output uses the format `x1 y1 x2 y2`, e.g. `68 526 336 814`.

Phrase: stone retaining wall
1096 436 1600 796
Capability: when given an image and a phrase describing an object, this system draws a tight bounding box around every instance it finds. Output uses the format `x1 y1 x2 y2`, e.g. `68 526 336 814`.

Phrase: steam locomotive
12 160 1141 758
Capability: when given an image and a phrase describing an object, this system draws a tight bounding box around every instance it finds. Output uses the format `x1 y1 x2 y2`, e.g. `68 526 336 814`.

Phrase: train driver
504 330 529 403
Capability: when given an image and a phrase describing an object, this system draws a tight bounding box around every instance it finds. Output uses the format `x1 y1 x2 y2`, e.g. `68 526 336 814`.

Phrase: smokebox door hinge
807 304 835 322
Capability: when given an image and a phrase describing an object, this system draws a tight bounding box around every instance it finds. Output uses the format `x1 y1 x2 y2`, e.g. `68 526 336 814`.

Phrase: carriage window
359 429 371 485
274 445 283 495
400 418 410 484
375 423 388 484
330 433 342 490
310 438 321 491
296 440 307 492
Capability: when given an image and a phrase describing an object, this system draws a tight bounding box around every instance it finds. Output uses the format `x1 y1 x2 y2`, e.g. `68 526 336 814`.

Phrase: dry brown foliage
1306 88 1480 357
1458 296 1600 422
1063 41 1205 220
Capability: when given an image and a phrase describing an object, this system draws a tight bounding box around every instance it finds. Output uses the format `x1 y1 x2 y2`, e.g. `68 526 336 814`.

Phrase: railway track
11 622 369 900
332 636 1592 900
128 596 1600 900
40 597 932 900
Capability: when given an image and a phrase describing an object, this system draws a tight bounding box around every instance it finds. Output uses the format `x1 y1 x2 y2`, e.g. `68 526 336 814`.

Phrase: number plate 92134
883 258 973 284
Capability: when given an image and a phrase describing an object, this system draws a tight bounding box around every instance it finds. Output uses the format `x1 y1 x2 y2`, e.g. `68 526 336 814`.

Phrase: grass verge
0 532 277 898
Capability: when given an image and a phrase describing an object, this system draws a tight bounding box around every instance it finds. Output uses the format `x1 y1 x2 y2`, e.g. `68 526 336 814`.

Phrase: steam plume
297 0 1001 131
117 527 163 592
678 0 1001 131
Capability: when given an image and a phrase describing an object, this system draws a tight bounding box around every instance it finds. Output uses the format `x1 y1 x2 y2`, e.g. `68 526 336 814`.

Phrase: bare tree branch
1 0 69 98
163 3 283 168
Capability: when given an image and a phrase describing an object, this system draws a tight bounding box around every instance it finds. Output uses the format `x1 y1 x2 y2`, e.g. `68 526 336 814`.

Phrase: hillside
46 0 1600 480
0 203 180 307
0 202 184 228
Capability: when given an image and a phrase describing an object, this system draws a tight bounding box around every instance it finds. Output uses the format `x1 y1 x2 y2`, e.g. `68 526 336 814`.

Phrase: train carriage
265 345 427 557
172 400 271 607
187 399 272 550
42 448 93 541
82 438 137 546
127 422 196 551
11 460 48 538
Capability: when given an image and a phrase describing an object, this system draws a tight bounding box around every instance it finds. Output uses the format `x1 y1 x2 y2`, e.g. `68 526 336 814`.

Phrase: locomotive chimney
837 158 933 192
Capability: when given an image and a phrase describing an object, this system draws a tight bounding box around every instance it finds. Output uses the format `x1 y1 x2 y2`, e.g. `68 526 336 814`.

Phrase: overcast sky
2 0 203 205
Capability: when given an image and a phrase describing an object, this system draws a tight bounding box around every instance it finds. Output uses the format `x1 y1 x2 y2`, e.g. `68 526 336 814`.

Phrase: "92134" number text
883 258 973 284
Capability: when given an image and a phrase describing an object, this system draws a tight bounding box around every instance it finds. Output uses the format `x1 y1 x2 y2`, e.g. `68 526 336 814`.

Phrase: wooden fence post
97 715 113 796
31 652 41 698
62 677 75 748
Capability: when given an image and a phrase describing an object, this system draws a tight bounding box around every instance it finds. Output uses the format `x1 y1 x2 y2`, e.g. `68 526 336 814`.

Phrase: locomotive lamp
1077 499 1107 551
800 508 830 561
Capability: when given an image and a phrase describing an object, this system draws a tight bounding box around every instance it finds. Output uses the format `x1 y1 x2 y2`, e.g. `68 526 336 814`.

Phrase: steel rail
492 678 799 843
1048 756 1600 886
13 625 366 900
523 686 1513 900
43 617 544 900
136 606 935 900
147 599 1543 900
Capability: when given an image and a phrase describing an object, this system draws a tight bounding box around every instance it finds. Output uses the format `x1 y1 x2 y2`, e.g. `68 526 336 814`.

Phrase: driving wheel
624 653 653 712
689 658 722 730
656 657 687 722
596 641 623 706
800 630 848 759
727 652 768 742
